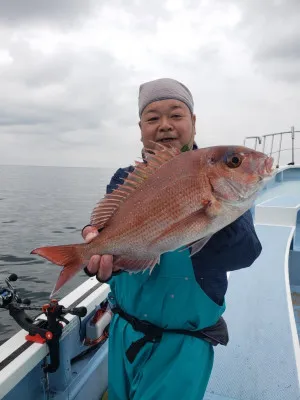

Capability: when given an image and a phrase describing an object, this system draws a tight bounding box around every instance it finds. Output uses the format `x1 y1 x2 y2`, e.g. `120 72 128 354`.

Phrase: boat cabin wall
275 167 300 183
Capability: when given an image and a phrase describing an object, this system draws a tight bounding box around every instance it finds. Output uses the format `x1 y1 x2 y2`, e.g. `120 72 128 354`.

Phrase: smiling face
139 99 196 151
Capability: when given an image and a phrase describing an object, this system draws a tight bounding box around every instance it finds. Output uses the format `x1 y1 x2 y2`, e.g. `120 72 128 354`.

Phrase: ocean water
0 165 116 344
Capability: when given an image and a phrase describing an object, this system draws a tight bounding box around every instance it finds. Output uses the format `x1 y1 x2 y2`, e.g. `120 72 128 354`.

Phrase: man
82 78 262 399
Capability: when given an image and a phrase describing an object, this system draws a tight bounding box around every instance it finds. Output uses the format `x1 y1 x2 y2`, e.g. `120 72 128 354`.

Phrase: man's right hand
82 225 120 282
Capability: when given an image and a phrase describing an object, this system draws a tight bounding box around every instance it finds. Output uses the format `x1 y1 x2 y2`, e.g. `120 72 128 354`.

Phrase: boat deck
204 167 300 400
1 162 300 399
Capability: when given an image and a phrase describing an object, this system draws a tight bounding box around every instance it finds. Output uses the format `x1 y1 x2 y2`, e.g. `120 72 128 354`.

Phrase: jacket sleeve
192 210 262 273
106 166 134 194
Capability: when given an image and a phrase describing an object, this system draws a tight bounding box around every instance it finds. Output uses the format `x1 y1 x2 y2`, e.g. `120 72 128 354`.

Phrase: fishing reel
0 273 26 307
0 274 87 373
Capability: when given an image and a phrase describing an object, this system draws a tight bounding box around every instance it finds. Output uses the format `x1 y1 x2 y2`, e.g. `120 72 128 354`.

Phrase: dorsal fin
90 144 181 229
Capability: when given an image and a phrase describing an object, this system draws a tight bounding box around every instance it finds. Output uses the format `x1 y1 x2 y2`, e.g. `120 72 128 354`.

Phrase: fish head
204 145 274 204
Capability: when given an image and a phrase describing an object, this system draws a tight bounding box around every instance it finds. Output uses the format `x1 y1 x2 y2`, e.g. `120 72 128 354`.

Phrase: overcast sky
0 0 299 168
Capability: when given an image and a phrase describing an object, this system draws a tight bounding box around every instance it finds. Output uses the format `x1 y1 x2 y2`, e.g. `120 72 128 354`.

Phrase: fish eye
226 154 242 168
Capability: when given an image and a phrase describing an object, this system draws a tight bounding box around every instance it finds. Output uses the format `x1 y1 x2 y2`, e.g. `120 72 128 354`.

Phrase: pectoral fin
201 197 222 218
182 235 213 256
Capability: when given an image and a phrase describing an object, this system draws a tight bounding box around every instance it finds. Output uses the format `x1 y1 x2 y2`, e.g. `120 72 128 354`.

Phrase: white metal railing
244 126 300 168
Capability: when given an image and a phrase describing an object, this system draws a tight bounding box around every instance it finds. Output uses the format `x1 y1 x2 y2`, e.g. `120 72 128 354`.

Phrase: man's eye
147 117 158 122
171 114 182 118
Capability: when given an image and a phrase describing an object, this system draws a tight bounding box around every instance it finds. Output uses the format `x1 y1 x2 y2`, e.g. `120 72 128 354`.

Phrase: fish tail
31 243 86 297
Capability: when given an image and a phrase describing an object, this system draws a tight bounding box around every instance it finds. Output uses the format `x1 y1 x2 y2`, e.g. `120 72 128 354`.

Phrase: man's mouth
157 138 177 143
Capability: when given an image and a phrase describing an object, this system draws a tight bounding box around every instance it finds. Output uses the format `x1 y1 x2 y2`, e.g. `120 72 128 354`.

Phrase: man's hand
82 225 120 282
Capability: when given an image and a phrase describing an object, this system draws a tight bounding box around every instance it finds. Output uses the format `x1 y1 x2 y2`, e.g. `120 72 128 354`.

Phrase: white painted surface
0 278 110 399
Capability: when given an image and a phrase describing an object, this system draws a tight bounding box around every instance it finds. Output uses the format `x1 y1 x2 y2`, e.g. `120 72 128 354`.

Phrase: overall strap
111 306 229 363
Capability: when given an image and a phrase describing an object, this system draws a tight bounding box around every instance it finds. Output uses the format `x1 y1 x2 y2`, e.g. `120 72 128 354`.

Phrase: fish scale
31 145 274 297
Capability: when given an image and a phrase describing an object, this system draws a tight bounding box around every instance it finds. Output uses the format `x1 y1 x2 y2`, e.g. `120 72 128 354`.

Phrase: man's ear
139 121 143 142
192 114 196 136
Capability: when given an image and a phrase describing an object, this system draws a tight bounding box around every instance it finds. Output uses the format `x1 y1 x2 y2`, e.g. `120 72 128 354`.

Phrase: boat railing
243 126 300 168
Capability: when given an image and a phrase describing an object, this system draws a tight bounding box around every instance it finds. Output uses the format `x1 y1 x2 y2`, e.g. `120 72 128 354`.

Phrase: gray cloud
0 0 97 27
221 0 300 82
0 38 137 147
118 0 169 30
0 0 170 167
2 41 72 88
0 0 299 168
0 0 167 32
257 35 300 62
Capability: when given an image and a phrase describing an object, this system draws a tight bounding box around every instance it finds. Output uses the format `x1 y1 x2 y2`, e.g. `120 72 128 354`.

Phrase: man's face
139 99 196 151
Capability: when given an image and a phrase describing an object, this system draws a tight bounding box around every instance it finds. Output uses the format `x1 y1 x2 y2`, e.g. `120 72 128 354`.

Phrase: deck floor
205 225 300 400
255 179 300 208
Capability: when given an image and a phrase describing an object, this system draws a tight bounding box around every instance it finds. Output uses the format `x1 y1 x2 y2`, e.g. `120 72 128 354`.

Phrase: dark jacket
107 166 262 305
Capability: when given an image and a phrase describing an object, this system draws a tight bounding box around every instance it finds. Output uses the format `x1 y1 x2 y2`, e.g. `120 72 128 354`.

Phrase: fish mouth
258 156 274 178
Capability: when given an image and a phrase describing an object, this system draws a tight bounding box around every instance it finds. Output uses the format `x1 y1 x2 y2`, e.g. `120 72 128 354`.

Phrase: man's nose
159 116 173 132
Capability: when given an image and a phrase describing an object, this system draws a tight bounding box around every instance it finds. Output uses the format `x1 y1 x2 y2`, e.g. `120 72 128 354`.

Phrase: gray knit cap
138 78 194 118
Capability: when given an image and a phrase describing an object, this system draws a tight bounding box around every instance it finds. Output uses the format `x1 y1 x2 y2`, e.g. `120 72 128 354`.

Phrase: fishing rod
0 273 87 373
